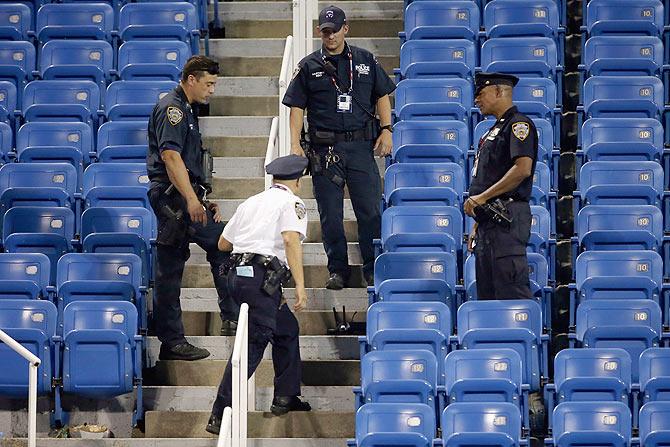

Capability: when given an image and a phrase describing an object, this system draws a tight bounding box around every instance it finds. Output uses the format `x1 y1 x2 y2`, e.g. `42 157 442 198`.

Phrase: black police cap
474 72 519 96
318 5 346 32
266 154 309 180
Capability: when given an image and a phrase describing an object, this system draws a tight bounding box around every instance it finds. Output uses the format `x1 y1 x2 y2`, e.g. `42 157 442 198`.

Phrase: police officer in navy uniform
206 155 312 434
283 5 396 290
464 72 538 300
147 56 238 361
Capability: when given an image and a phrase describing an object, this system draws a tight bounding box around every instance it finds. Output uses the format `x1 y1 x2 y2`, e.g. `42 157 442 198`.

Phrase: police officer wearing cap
283 5 396 290
464 72 538 299
147 55 238 361
206 155 312 433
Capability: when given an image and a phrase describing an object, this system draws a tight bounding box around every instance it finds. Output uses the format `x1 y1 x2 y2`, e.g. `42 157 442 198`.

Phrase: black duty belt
151 178 208 200
312 127 369 143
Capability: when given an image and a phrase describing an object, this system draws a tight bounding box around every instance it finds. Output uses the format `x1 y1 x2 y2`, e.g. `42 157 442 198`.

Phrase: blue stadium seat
96 120 148 163
105 80 176 121
2 206 75 283
441 402 522 447
355 350 438 412
398 39 476 80
548 402 631 447
484 0 561 41
531 161 552 209
0 80 17 123
384 163 465 207
16 121 94 170
585 0 665 37
529 205 552 258
22 80 100 125
118 40 190 81
639 348 670 403
0 41 35 94
580 76 665 120
392 120 469 169
36 3 114 41
574 299 662 382
363 302 451 369
0 121 11 163
0 299 57 397
118 2 200 54
0 3 32 40
352 403 436 447
512 78 559 123
61 301 142 423
401 1 480 42
639 402 670 447
0 253 50 300
457 299 545 391
480 37 560 80
39 40 114 88
82 163 150 208
394 79 474 122
81 207 156 285
581 36 665 77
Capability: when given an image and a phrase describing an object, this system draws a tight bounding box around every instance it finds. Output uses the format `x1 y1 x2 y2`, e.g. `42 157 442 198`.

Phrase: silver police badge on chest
486 127 501 141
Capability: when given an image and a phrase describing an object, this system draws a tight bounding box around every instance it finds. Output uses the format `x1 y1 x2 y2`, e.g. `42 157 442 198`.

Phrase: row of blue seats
0 298 143 425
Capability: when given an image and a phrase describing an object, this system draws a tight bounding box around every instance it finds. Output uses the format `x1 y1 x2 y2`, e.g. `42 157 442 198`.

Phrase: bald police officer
464 73 538 299
147 56 238 361
206 155 312 434
283 5 396 290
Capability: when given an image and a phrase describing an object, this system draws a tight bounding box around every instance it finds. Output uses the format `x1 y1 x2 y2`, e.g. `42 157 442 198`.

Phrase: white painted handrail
278 35 294 159
231 302 250 447
0 329 40 447
264 116 280 189
216 407 232 447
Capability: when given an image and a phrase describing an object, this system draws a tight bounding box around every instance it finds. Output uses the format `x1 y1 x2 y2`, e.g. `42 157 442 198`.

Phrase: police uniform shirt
147 85 205 184
222 184 308 265
282 44 396 131
469 106 538 201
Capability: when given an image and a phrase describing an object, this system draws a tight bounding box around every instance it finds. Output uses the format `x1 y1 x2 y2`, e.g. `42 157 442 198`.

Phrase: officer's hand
467 222 478 253
464 194 485 218
187 198 208 226
209 202 224 223
293 286 308 312
291 145 306 157
374 130 393 157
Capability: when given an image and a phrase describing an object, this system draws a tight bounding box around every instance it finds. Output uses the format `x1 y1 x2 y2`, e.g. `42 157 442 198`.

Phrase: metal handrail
278 35 294 159
216 407 233 447
231 302 250 447
0 329 40 447
264 117 280 189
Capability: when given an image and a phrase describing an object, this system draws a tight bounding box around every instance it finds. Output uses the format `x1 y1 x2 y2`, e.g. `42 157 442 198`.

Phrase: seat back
586 0 664 36
56 253 142 293
441 402 521 445
22 80 100 121
529 205 551 253
105 80 176 120
62 300 137 336
457 299 543 338
97 120 148 150
480 37 558 77
583 36 664 76
527 252 549 288
355 403 436 445
639 402 670 447
81 207 155 243
513 77 557 116
0 253 51 297
399 39 476 79
381 206 462 254
2 206 75 240
403 1 480 40
395 78 473 121
576 204 663 250
0 162 78 195
581 118 664 156
0 41 35 88
16 121 93 161
118 2 197 39
384 162 464 196
0 80 17 117
374 252 457 293
393 120 469 152
36 3 114 41
39 40 113 81
83 162 149 192
578 161 663 204
0 298 57 335
582 75 664 118
554 348 632 401
0 3 32 40
367 302 451 339
484 0 560 38
552 402 631 445
0 121 10 161
639 348 670 401
531 161 550 206
118 40 191 81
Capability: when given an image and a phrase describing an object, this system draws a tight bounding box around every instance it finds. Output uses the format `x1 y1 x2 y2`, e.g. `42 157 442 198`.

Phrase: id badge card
337 94 353 113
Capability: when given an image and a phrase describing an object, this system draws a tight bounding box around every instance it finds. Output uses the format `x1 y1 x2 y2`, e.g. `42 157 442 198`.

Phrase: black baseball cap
318 5 346 32
474 72 519 96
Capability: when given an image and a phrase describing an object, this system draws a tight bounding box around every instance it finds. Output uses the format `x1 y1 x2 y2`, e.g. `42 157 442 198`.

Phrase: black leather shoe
205 413 221 435
270 396 312 416
220 320 238 336
364 271 374 287
325 273 345 290
159 342 210 361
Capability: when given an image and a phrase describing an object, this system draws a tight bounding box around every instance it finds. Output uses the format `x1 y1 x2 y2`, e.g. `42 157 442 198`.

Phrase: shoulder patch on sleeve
292 64 301 80
512 122 530 141
294 201 306 219
167 106 184 126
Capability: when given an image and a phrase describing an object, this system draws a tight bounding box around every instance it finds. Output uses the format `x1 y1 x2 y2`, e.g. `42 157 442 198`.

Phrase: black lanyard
321 47 353 94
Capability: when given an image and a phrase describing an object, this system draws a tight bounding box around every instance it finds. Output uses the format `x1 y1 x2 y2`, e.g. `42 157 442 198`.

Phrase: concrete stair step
200 116 272 138
211 198 356 221
2 439 348 446
204 136 268 158
144 385 354 412
216 1 402 21
219 19 401 38
144 410 354 438
210 95 278 116
208 37 399 58
212 156 386 178
146 359 360 387
180 287 368 312
146 335 360 364
214 55 398 76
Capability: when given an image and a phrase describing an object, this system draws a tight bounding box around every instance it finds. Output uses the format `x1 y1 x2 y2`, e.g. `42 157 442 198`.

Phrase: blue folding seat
457 299 545 391
118 41 191 81
395 79 474 122
392 120 469 169
118 2 200 54
441 402 522 447
61 301 143 423
529 205 552 258
574 299 662 382
480 37 560 81
511 77 559 121
547 402 631 447
531 161 552 209
581 36 664 78
0 299 57 397
0 253 50 300
0 3 31 40
384 163 464 207
484 0 561 40
639 402 670 447
580 76 665 121
0 41 35 94
397 40 476 80
39 40 114 88
82 163 150 208
639 348 670 403
22 80 100 125
350 403 435 447
355 350 438 412
96 120 148 163
401 1 480 42
81 207 155 285
36 3 114 41
105 80 176 121
0 121 11 163
2 207 75 283
0 80 17 123
16 121 94 172
585 0 665 37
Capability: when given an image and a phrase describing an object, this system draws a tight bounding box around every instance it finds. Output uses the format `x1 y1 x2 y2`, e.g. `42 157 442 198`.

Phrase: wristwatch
380 125 393 133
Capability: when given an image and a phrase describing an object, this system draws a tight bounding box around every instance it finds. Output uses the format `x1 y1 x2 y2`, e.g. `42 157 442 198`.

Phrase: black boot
270 396 312 416
325 273 345 290
159 342 210 361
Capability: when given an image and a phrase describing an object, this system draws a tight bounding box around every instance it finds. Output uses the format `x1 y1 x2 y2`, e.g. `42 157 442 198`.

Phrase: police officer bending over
147 56 238 362
206 155 312 434
464 73 538 300
283 5 396 290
